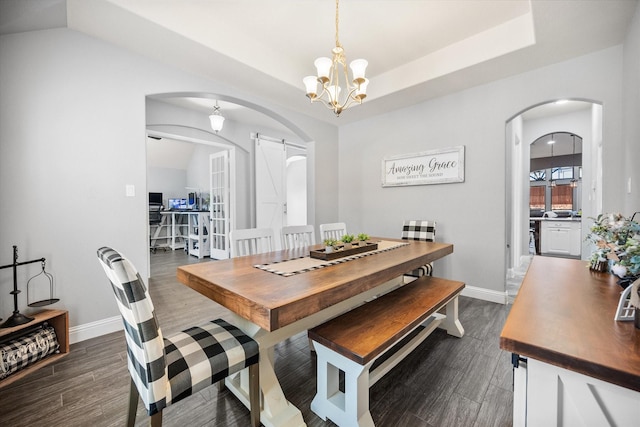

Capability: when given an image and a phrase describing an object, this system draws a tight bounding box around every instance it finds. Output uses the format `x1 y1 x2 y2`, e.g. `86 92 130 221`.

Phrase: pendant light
209 101 225 133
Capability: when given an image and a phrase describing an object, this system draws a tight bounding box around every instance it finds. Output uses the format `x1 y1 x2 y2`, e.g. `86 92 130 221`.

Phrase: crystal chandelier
303 0 368 117
209 101 225 133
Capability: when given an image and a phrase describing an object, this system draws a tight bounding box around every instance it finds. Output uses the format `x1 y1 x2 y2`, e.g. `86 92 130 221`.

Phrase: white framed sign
382 146 465 187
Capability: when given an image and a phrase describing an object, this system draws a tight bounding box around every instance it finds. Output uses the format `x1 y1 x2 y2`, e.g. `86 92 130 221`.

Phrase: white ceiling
1 0 637 127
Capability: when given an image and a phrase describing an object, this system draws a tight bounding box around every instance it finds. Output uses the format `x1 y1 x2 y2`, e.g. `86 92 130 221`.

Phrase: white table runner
254 240 408 277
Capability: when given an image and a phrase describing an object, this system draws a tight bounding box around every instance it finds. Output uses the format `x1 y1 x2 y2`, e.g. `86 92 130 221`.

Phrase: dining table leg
226 316 307 427
224 276 405 427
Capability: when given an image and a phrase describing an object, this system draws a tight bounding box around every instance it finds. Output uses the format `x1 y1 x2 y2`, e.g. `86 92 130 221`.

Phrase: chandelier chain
335 0 341 48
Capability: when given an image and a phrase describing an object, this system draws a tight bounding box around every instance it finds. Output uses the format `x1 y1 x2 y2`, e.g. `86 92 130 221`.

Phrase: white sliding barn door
209 150 234 259
255 138 286 248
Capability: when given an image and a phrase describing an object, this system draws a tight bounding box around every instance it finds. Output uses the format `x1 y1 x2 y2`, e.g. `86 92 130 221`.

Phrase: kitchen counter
500 256 640 425
529 216 581 221
530 217 582 256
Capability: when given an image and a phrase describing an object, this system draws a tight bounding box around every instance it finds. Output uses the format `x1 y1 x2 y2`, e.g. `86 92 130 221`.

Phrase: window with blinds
551 184 573 210
530 186 546 210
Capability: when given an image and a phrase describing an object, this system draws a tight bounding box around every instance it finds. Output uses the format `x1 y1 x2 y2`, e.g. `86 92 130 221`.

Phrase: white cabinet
540 220 581 256
513 357 640 427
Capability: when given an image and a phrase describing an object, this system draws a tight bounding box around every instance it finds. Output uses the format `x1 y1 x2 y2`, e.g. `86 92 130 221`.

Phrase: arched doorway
145 93 316 271
505 100 603 300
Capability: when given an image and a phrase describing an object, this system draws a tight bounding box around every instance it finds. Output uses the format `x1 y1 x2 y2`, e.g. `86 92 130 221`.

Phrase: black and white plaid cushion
97 247 259 416
401 220 436 277
0 324 59 380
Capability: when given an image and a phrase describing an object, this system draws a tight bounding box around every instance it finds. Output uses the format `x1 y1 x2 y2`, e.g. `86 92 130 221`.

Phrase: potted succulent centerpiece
357 233 370 246
323 238 338 253
341 234 355 249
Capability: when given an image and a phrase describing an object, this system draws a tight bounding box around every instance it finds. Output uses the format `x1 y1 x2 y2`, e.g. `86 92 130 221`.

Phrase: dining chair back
281 225 316 249
401 220 437 277
97 247 260 427
230 227 275 257
319 222 347 242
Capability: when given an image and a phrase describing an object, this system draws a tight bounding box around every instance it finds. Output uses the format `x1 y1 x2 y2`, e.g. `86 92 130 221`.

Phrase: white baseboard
461 285 508 304
69 315 122 344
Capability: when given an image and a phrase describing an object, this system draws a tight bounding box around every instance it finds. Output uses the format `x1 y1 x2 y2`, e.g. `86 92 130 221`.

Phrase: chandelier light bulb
327 85 341 104
303 76 319 99
314 57 332 82
350 59 368 83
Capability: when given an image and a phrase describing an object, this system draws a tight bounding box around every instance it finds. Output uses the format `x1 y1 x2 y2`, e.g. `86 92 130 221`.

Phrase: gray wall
623 4 640 215
338 45 630 300
0 28 337 331
147 167 187 202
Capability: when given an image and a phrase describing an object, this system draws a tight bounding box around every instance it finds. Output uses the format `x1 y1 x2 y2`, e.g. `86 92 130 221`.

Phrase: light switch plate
126 184 135 197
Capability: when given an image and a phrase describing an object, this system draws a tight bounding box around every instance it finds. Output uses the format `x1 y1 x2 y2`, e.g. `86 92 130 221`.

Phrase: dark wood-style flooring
0 250 513 426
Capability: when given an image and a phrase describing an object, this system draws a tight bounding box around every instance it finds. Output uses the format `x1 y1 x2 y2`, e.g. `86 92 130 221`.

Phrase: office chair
149 203 163 253
97 247 261 427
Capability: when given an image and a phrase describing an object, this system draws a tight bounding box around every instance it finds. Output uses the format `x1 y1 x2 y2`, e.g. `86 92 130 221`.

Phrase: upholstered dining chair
319 222 347 242
96 247 260 427
229 228 275 257
401 220 437 277
281 225 316 250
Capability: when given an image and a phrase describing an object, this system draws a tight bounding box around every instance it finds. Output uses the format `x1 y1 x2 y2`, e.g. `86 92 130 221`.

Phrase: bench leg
443 295 465 337
311 343 375 427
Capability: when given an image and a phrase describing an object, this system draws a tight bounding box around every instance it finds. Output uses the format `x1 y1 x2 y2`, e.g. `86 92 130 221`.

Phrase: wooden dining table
177 238 455 427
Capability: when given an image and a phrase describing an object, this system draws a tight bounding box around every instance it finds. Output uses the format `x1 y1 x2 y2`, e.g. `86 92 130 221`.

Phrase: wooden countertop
500 256 640 392
529 217 582 222
177 239 453 332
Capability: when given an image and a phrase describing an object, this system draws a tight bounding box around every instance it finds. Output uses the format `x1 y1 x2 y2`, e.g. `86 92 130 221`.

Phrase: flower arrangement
586 213 640 285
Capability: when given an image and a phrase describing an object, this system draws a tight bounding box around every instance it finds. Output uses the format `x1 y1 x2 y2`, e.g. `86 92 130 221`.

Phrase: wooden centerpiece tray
310 241 378 261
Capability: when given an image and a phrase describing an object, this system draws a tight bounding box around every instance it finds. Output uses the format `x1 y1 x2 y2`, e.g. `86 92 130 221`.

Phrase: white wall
339 46 627 301
147 167 187 204
623 6 640 214
185 144 223 203
0 28 336 333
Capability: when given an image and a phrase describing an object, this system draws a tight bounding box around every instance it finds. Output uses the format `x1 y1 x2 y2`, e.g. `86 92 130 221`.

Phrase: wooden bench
308 275 465 427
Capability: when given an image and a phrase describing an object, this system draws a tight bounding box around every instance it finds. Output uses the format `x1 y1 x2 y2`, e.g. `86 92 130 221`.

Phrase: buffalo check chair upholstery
401 220 437 277
97 247 260 427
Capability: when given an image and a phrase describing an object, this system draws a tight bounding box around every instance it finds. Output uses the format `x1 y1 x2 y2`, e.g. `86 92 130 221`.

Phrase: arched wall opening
144 92 317 266
505 99 603 300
